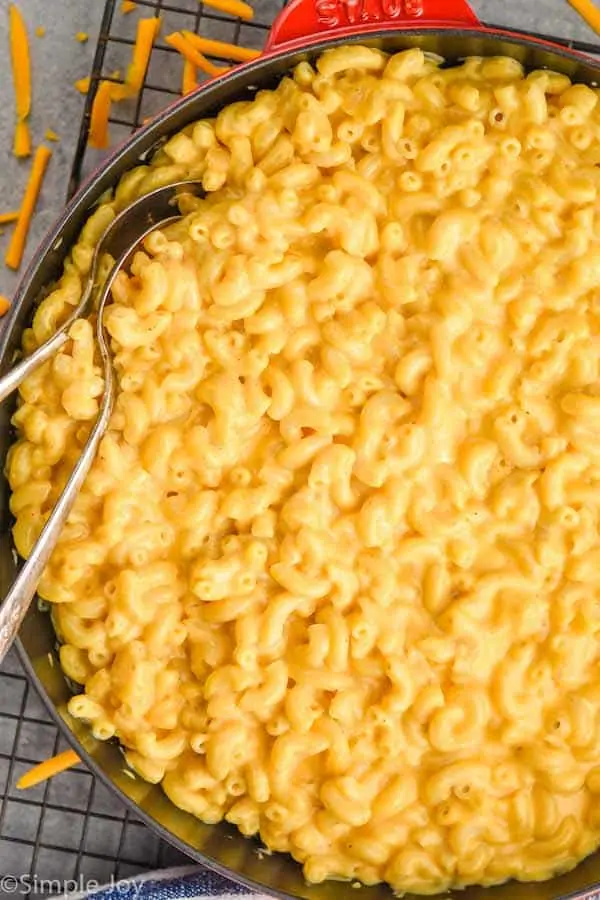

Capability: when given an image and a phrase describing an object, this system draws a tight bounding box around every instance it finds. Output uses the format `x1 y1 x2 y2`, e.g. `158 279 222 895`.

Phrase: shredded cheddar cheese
567 0 600 34
182 58 197 95
5 145 52 270
121 0 137 12
9 3 32 159
85 18 160 149
74 75 90 94
200 0 254 20
0 211 20 224
165 32 228 78
111 16 161 100
76 31 89 43
89 80 113 149
181 30 260 62
0 296 11 317
35 25 45 37
17 749 80 789
44 128 59 142
13 122 30 158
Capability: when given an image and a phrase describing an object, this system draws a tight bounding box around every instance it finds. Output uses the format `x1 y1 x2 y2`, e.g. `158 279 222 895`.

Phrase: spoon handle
0 364 114 664
0 327 71 404
0 280 94 404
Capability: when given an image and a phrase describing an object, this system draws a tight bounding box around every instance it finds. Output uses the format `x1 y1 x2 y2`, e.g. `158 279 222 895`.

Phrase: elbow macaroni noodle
9 45 600 893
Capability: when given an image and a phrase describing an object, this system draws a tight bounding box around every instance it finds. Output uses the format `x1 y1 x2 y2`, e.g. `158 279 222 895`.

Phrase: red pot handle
265 0 481 52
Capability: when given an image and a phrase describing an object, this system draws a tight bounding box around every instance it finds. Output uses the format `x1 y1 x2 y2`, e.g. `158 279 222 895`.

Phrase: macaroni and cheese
9 45 600 894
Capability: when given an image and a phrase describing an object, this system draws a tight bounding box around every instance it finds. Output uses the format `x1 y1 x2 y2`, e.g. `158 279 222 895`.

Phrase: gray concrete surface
0 0 598 300
0 0 103 299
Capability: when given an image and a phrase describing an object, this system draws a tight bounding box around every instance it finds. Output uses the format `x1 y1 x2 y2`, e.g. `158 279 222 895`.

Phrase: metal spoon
0 179 204 663
0 180 204 403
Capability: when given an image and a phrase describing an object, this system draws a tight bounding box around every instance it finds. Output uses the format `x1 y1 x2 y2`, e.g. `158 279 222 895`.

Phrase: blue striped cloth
57 865 600 900
59 867 269 900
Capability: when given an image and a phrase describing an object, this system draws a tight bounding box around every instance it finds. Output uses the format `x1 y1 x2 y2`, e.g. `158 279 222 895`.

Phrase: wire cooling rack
0 647 192 888
2 0 600 893
68 0 287 196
